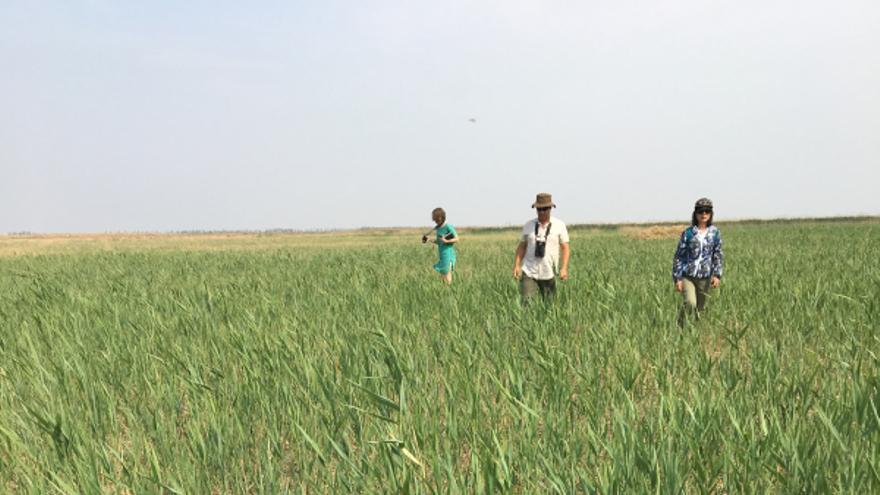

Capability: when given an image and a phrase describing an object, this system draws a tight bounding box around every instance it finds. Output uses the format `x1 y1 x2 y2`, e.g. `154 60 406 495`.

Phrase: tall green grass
0 220 878 493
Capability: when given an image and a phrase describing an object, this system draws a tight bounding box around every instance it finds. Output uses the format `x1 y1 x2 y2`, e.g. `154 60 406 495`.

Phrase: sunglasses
696 209 712 215
536 207 551 212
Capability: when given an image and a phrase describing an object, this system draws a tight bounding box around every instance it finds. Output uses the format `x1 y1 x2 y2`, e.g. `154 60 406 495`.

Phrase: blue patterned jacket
672 225 724 281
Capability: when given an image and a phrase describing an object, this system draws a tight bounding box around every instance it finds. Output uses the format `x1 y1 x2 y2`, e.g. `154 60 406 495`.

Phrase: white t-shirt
694 228 708 267
520 217 570 280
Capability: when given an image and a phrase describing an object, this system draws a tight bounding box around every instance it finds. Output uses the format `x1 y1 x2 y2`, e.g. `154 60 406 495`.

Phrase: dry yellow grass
0 224 668 257
0 228 489 257
0 231 391 256
621 224 687 240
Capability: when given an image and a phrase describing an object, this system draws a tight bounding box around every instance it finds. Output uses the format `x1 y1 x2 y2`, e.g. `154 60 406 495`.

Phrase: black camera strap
534 221 551 239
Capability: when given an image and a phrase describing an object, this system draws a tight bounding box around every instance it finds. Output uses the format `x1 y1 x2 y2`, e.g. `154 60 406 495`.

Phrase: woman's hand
710 276 721 288
675 280 684 292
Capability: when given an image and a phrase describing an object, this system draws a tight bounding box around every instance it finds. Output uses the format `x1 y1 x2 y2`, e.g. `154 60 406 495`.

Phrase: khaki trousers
678 277 712 326
520 275 556 305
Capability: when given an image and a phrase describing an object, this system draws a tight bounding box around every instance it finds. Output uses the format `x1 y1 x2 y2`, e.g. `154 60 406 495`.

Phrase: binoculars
423 232 454 244
534 239 547 258
533 222 551 258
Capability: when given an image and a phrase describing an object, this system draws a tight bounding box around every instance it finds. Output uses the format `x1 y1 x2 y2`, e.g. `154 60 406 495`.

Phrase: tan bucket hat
532 193 556 209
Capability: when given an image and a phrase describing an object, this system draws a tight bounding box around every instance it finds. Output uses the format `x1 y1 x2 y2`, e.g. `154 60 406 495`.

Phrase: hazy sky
2 1 878 233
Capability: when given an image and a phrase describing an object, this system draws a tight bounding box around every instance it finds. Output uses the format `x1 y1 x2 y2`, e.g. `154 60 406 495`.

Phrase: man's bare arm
513 241 526 278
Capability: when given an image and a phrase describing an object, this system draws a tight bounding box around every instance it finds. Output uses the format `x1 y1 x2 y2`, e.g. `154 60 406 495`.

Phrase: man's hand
710 276 721 288
559 242 570 282
675 280 684 292
513 241 526 280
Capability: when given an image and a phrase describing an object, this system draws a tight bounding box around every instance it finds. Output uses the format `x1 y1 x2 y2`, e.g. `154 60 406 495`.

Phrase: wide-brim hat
694 197 714 211
532 193 556 209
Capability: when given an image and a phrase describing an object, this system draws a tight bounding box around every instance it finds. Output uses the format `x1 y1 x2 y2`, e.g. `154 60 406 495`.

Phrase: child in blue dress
423 207 458 284
672 198 724 326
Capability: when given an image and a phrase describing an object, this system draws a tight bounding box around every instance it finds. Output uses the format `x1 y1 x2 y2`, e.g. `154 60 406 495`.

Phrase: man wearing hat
513 193 571 304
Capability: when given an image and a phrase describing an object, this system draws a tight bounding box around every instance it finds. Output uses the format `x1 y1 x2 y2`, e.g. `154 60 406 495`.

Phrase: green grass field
1 219 878 493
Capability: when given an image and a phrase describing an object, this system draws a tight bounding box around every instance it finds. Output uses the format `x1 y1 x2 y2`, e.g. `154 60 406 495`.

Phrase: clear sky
2 1 878 233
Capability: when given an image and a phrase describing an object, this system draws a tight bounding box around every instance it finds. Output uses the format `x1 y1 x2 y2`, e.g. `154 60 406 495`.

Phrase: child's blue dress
433 223 457 274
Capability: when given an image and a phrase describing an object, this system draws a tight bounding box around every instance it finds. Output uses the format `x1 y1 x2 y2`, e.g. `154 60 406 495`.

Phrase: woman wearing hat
672 198 724 326
513 193 570 304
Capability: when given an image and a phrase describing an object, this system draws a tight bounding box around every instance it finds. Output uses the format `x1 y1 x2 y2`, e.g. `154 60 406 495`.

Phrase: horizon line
2 214 877 239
